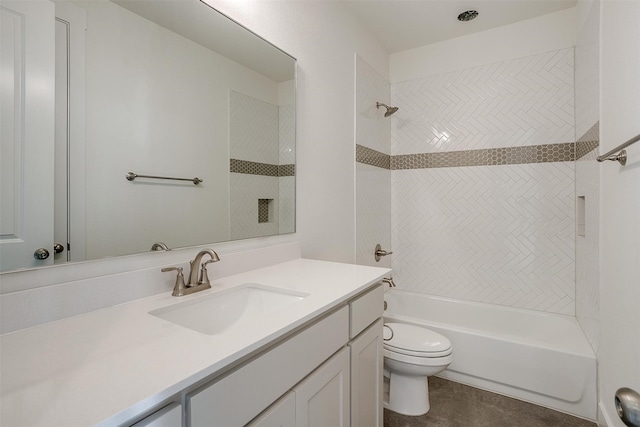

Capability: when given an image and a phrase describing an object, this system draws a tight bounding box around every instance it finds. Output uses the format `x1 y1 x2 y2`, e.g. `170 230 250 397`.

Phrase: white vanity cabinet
246 348 351 427
348 285 384 427
178 284 383 427
188 307 349 426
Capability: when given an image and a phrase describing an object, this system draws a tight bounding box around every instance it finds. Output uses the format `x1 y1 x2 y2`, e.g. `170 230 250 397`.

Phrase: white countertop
0 259 389 426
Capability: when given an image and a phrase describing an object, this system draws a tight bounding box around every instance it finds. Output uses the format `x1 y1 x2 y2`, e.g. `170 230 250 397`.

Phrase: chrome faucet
161 249 221 297
150 242 170 251
188 249 220 288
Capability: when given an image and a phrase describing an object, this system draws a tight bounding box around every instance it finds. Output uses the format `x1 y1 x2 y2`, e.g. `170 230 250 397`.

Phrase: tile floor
384 377 597 427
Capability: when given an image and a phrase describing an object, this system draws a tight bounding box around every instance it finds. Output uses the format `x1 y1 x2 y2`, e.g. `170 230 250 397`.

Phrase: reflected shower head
376 102 399 117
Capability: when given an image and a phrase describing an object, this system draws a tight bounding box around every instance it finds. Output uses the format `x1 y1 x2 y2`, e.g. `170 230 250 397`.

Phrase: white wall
210 0 389 263
355 55 391 268
389 8 577 83
598 1 640 425
390 7 577 83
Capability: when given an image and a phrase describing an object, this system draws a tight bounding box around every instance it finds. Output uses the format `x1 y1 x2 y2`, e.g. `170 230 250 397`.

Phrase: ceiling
344 0 577 53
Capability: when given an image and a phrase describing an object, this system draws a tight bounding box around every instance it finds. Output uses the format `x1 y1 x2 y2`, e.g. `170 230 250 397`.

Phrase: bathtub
383 289 597 421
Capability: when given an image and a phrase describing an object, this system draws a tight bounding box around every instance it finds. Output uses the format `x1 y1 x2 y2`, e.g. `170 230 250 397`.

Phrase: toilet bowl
383 322 453 416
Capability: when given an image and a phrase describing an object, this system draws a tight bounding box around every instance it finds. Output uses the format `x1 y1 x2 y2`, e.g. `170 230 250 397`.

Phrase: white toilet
383 322 453 416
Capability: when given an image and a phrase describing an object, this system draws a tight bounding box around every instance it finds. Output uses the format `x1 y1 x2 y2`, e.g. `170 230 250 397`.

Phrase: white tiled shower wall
391 48 575 155
574 0 600 352
390 48 577 315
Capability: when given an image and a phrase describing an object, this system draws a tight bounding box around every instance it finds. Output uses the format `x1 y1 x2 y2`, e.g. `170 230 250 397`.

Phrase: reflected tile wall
229 92 294 238
230 90 279 164
230 173 279 240
279 104 296 234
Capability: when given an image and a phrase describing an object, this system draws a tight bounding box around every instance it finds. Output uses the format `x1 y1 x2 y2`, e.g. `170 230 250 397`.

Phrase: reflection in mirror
0 0 295 273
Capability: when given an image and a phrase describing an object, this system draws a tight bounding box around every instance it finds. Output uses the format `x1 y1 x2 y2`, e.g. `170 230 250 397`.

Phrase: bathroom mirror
0 0 296 272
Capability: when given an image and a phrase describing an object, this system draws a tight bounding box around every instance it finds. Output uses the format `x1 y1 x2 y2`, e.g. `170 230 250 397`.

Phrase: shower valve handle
374 244 393 262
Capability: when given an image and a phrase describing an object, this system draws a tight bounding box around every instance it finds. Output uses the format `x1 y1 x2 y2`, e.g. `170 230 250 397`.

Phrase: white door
599 1 640 426
293 347 350 427
0 0 55 270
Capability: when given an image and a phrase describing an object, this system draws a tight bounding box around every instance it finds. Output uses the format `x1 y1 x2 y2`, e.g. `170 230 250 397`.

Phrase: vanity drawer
349 284 384 338
188 306 349 426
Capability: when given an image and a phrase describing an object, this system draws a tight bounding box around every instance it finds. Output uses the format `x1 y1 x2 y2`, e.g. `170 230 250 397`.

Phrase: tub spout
382 277 396 288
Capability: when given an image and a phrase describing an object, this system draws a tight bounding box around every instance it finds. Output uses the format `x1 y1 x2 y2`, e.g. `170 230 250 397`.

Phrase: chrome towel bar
125 172 203 185
597 132 640 166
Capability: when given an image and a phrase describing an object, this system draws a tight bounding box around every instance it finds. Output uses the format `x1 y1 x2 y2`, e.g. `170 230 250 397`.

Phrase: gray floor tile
384 377 597 427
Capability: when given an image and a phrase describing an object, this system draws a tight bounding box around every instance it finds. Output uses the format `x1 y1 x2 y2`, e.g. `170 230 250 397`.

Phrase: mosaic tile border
576 121 600 160
230 159 295 177
356 142 576 170
278 164 295 177
230 159 278 176
391 143 575 170
356 144 390 169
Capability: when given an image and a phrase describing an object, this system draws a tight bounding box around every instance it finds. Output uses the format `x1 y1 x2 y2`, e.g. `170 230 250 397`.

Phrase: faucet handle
162 266 187 297
199 259 217 286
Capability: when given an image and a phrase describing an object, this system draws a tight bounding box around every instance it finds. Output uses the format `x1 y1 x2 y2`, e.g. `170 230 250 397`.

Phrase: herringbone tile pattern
229 90 279 164
391 48 575 155
391 162 576 314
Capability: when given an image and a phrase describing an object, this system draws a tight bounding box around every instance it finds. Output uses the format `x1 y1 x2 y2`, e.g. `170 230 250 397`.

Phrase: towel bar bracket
597 149 627 166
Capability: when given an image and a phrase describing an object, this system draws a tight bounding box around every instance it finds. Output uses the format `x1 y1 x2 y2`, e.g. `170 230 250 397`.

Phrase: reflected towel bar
126 172 203 185
597 132 640 166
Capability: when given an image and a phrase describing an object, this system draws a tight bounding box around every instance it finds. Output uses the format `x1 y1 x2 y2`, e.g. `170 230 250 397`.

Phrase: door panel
0 0 55 270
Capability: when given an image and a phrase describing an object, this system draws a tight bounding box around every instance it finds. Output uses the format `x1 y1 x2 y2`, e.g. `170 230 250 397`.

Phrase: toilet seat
383 323 452 358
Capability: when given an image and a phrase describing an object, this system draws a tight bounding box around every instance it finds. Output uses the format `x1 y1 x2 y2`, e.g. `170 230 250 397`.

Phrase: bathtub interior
383 290 597 421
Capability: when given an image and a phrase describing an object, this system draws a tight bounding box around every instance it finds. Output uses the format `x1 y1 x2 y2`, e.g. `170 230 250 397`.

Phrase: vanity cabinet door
293 347 350 427
188 307 349 426
349 319 383 427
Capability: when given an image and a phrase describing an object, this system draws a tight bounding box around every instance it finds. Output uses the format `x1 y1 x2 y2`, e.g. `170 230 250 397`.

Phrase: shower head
376 102 399 117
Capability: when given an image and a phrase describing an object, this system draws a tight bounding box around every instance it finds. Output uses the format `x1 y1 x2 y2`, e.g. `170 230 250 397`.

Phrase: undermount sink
149 283 309 335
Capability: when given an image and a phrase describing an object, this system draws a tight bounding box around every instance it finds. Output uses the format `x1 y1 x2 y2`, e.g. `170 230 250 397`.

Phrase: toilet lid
383 323 452 357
